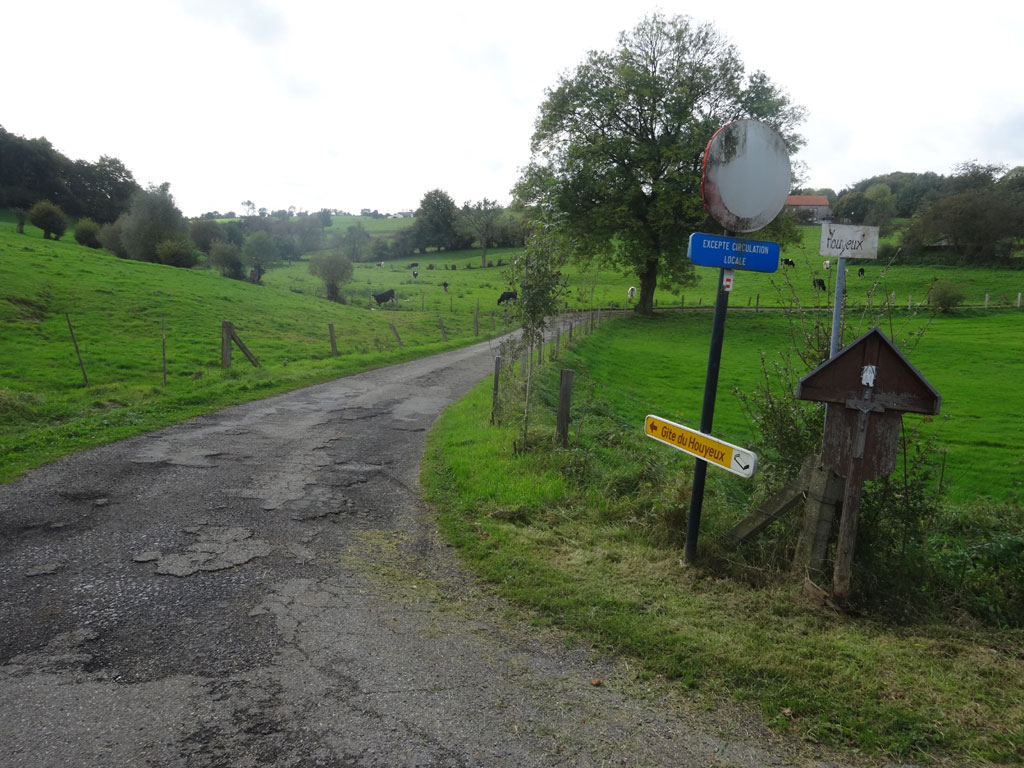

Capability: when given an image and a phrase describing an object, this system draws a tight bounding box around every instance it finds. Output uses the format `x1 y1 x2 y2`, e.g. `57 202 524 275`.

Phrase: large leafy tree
120 183 189 264
514 13 805 314
308 250 354 302
414 189 465 252
459 198 504 266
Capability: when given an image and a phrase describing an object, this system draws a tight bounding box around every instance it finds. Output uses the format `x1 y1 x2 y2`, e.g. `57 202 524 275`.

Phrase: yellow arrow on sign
645 414 757 479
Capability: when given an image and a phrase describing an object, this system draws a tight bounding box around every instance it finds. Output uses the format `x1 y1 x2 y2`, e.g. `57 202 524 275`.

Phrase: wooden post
389 323 403 347
908 295 912 310
556 368 574 447
161 315 167 387
833 463 865 602
791 458 846 585
221 320 232 369
437 317 448 341
490 356 502 425
490 310 495 331
329 323 338 356
227 322 259 367
473 311 479 336
1017 292 1021 308
985 293 990 309
450 295 453 313
756 294 760 313
65 313 88 386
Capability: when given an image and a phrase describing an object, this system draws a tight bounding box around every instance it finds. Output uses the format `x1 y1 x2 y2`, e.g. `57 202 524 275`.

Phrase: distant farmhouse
785 195 832 222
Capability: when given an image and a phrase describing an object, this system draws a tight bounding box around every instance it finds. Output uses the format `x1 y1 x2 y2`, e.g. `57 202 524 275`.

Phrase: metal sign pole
685 262 730 564
829 256 847 357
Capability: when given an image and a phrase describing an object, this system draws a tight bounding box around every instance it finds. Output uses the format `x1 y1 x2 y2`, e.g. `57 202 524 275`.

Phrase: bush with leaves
929 280 965 313
99 215 129 258
308 250 354 302
28 200 67 240
73 218 102 248
155 239 198 268
209 242 245 279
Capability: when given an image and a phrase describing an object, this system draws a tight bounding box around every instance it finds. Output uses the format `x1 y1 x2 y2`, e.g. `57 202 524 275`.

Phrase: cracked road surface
1 338 857 767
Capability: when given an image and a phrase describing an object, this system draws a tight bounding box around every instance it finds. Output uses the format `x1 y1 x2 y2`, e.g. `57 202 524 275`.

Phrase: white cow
627 286 636 300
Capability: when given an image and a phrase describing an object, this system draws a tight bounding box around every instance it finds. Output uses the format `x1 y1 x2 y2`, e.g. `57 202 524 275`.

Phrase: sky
5 0 1023 218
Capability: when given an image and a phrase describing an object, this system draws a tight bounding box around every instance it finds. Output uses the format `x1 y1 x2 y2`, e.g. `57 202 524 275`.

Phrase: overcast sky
5 0 1022 217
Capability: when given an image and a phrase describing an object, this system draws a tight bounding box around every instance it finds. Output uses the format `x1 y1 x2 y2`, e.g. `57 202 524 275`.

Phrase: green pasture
0 222 509 483
422 310 1024 764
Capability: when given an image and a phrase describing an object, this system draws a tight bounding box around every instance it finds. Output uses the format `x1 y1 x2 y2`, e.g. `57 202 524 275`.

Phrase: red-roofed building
785 195 831 222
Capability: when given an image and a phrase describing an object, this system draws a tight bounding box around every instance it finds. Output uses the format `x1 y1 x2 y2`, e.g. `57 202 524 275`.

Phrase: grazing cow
441 281 449 293
497 290 517 305
782 258 795 267
427 264 435 270
858 267 865 278
372 288 396 305
377 262 384 268
412 271 418 280
813 278 827 291
627 286 636 300
409 262 419 268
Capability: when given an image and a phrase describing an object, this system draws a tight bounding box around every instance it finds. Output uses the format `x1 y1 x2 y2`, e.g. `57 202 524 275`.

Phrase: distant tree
459 198 504 266
209 241 245 279
308 250 354 302
414 189 462 252
905 186 1023 262
369 238 390 263
242 230 280 282
120 183 188 263
337 223 371 262
241 200 255 216
100 215 130 258
189 218 225 254
513 13 805 314
73 218 102 248
69 155 139 223
155 238 198 268
258 207 268 218
316 208 332 228
28 200 67 239
863 183 897 233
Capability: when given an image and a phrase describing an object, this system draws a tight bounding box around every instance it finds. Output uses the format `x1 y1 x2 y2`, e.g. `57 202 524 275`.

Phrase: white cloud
2 0 1021 215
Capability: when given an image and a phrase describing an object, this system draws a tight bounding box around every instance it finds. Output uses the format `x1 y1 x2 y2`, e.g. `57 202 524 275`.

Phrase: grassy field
421 310 1024 765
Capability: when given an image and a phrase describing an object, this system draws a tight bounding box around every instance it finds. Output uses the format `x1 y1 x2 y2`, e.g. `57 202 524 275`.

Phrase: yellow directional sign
645 415 757 479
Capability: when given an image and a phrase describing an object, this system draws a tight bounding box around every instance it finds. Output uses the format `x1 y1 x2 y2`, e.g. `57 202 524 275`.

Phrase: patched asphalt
1 336 870 767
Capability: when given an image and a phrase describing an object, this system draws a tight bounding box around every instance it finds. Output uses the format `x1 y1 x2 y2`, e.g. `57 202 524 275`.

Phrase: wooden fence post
329 323 338 356
65 312 88 386
490 310 495 331
161 315 167 387
490 356 502 425
474 311 479 336
389 323 403 347
756 294 760 313
556 369 574 447
437 317 448 341
227 322 259 367
985 293 990 309
221 320 232 368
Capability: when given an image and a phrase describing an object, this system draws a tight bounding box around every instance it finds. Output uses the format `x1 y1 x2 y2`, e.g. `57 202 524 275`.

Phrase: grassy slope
0 220 508 482
422 312 1024 765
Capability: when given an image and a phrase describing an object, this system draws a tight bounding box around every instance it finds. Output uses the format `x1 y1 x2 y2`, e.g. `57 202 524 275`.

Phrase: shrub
13 208 26 234
100 215 130 258
209 242 245 279
73 218 102 248
155 238 198 268
28 200 67 240
929 280 965 312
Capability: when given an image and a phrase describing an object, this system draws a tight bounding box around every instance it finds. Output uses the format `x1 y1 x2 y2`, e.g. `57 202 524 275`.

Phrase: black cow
441 281 449 293
782 258 795 267
812 278 827 291
373 288 396 305
409 262 419 268
857 267 865 278
412 271 418 280
497 290 517 305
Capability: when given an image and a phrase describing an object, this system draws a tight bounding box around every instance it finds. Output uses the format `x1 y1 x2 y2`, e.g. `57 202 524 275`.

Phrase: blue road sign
688 233 780 273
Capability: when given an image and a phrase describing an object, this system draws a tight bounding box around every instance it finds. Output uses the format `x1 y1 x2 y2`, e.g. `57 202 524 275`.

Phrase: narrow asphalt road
1 337 860 767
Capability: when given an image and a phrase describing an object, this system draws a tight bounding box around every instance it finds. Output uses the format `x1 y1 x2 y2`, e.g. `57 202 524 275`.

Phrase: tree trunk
480 245 488 268
635 259 659 315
